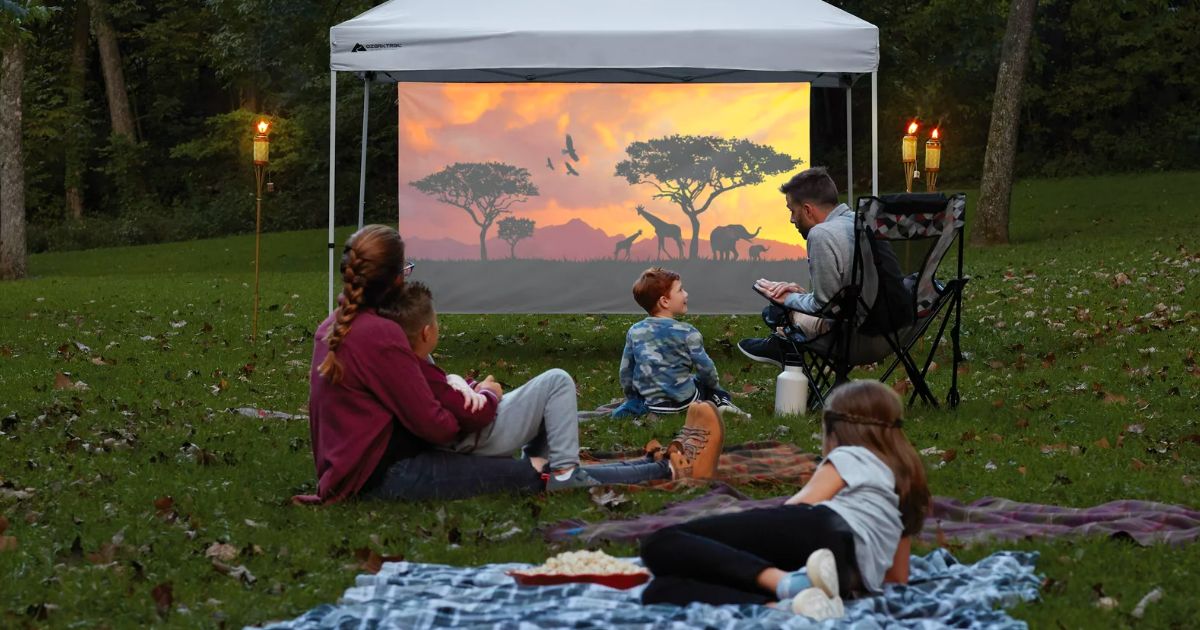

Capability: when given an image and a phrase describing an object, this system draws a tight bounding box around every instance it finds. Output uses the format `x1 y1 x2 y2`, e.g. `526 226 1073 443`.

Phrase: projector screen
398 82 812 314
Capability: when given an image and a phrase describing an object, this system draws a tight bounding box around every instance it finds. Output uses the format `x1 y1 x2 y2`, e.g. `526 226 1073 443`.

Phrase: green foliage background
16 0 1200 252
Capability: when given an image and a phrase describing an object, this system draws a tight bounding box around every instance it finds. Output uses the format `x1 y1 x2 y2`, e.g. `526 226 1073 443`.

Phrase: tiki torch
925 128 942 192
902 121 918 193
252 119 270 343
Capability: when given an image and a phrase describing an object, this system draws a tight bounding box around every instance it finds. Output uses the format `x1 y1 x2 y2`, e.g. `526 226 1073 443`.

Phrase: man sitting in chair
738 167 911 367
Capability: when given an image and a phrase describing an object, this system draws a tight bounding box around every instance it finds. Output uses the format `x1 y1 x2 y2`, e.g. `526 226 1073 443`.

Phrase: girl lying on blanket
303 225 725 504
638 380 930 620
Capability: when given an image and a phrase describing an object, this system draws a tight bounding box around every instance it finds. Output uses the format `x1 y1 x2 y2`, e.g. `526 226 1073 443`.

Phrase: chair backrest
856 193 967 317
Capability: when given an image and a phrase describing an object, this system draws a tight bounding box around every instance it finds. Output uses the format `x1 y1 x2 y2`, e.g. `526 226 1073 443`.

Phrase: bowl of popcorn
508 549 651 589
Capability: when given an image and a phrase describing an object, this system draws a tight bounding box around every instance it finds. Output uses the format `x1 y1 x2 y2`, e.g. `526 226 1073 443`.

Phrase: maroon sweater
306 310 494 503
416 360 499 441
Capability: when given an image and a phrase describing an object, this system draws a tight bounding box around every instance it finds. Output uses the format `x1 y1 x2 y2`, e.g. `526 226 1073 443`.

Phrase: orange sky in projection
397 83 811 247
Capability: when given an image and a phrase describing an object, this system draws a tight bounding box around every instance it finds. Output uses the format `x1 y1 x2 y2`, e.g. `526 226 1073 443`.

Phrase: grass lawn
2 171 1198 628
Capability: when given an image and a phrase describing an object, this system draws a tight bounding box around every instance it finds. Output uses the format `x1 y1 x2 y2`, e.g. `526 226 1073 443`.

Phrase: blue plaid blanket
259 549 1039 629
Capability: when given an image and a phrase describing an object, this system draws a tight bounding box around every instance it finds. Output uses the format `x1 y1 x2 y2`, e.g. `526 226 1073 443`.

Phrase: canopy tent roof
330 0 878 87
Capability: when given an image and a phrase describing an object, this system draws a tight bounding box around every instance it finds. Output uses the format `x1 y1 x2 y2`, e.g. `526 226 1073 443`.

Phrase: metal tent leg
357 79 369 230
328 71 337 313
871 71 878 196
846 86 853 204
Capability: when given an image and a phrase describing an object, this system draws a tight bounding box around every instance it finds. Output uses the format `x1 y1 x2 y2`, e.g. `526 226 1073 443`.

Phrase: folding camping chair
771 192 968 408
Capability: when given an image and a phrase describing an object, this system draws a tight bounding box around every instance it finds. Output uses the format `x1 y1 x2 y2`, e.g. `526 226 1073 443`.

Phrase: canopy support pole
357 79 370 229
328 71 338 313
870 71 878 196
845 86 853 205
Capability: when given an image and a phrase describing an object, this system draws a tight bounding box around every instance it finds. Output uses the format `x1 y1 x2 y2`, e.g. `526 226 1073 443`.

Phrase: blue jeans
361 450 671 501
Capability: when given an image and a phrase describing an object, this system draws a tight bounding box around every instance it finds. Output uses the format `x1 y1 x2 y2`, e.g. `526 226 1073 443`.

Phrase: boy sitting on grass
614 267 748 419
377 282 500 445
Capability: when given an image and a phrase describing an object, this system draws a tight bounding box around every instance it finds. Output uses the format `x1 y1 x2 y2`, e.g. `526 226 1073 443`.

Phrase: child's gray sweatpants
448 368 581 470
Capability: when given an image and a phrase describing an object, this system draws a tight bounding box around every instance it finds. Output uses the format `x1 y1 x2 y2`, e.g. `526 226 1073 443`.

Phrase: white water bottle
774 365 809 416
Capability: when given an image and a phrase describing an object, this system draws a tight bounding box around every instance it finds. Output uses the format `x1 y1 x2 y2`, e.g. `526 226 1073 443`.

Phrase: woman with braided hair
638 380 930 621
305 225 719 505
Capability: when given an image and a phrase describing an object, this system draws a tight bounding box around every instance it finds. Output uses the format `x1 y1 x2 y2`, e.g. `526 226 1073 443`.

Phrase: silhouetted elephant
709 224 761 261
748 244 769 260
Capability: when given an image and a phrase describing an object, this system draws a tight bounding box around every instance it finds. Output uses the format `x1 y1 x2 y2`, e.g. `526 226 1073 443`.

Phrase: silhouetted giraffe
614 229 642 260
635 205 684 260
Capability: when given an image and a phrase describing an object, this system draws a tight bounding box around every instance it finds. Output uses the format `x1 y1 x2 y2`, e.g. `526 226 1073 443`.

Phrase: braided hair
318 225 405 383
823 381 930 536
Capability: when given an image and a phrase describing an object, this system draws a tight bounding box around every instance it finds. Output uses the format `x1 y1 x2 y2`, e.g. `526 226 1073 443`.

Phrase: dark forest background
14 0 1200 252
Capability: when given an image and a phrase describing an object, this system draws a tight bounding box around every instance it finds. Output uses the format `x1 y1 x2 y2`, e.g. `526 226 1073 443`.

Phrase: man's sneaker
737 337 786 368
790 587 845 620
667 402 725 479
805 548 840 601
546 467 601 491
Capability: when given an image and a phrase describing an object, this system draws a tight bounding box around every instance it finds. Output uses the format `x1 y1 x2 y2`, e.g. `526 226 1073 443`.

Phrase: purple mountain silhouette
404 218 807 261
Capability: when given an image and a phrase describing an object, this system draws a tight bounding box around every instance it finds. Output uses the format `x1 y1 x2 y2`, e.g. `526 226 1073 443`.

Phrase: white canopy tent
327 0 880 311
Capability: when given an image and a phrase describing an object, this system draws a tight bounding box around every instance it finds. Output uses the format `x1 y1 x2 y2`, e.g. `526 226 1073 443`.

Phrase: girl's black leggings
639 503 861 606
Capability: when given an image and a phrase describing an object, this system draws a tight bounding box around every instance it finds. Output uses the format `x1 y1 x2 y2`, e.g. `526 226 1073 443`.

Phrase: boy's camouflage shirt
619 316 719 405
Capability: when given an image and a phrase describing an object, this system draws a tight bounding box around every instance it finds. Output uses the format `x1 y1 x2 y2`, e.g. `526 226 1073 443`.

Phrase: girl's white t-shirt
819 446 903 593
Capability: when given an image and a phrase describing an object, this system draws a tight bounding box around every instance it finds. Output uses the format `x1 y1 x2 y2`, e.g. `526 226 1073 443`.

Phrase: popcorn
521 550 647 576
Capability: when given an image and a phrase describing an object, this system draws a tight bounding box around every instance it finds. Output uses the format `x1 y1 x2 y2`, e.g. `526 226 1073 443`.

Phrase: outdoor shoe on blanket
717 400 752 421
547 467 602 491
805 548 841 601
791 586 845 620
667 402 724 479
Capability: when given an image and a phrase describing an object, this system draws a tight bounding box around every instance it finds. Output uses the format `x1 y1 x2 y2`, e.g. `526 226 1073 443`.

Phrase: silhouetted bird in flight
546 157 555 170
564 162 580 176
562 134 580 162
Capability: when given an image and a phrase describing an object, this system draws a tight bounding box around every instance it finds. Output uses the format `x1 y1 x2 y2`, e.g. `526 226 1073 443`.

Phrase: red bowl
507 570 651 590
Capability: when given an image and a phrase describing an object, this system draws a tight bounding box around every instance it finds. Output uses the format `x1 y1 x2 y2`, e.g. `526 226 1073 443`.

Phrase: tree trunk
478 225 490 261
508 241 516 259
686 212 701 259
65 0 91 220
88 0 136 140
973 0 1036 246
1 40 28 280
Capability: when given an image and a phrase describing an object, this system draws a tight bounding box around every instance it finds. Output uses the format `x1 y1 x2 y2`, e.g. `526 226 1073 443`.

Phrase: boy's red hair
632 267 680 314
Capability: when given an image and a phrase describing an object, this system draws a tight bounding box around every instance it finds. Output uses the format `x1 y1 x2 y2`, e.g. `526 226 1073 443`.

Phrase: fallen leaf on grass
86 542 120 565
1094 437 1111 449
1131 586 1165 619
740 383 760 395
351 547 404 575
211 559 257 584
589 486 629 509
53 372 74 390
151 582 173 619
205 542 238 563
0 536 16 552
1112 272 1131 287
1131 458 1147 471
941 449 958 464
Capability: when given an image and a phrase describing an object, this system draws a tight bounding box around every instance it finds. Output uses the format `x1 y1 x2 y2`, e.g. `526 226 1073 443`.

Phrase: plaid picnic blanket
543 483 1200 547
580 440 818 491
259 548 1040 629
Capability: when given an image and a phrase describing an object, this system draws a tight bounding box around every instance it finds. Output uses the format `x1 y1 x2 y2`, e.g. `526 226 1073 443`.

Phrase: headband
823 409 903 429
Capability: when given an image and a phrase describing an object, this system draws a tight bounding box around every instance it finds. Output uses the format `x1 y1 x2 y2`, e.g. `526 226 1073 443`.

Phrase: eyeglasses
403 262 416 277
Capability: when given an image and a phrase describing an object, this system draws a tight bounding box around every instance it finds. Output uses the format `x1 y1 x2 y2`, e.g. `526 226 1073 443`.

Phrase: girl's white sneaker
806 548 840 600
790 587 846 620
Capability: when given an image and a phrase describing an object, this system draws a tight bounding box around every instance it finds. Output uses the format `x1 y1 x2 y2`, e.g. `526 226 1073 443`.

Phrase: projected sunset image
398 83 811 263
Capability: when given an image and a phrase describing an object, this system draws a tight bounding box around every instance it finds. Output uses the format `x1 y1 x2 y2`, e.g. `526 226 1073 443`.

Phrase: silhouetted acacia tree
410 162 539 261
615 135 799 259
497 216 535 259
